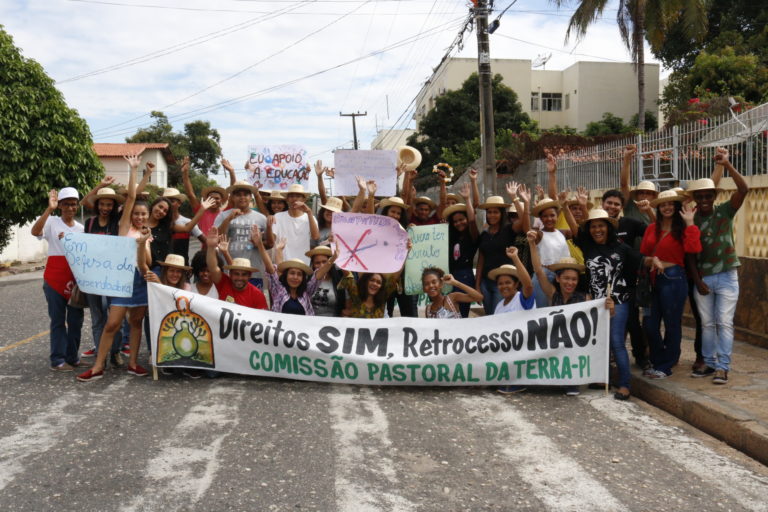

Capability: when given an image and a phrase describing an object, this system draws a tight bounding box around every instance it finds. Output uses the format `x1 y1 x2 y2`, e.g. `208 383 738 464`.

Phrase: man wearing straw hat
687 148 749 385
181 156 236 240
205 227 268 309
214 180 270 288
269 183 319 265
620 144 658 224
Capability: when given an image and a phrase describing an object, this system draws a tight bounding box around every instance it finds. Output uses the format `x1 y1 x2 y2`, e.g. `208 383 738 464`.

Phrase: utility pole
339 111 367 150
475 0 496 196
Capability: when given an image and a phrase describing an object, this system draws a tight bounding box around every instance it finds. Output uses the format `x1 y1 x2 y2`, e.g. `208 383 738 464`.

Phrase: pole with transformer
474 0 496 196
339 111 367 150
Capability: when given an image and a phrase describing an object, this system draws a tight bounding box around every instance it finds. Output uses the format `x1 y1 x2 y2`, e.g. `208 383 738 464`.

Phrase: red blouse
640 224 702 266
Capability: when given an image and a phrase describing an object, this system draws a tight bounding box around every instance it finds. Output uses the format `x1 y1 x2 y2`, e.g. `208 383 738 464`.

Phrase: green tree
583 112 630 136
126 111 222 187
406 73 531 181
552 0 708 130
0 26 103 251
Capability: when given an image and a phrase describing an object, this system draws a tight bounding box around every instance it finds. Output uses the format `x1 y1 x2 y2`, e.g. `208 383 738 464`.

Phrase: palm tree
552 0 708 131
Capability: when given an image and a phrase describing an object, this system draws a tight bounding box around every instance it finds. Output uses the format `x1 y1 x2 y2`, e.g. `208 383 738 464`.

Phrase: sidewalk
630 326 768 466
4 265 767 466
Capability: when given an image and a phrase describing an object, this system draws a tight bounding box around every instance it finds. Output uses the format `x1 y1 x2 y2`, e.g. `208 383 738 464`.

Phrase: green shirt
694 201 740 276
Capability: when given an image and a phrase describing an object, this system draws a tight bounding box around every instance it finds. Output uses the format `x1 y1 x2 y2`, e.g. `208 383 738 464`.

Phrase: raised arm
181 156 199 210
136 161 154 197
527 230 555 301
315 160 328 206
545 152 558 200
350 176 367 213
173 196 215 232
296 200 320 240
218 234 234 265
252 183 268 215
252 224 275 275
314 243 340 281
118 154 141 236
31 190 58 237
365 180 377 214
205 226 223 285
562 186 586 236
715 148 748 211
222 158 237 187
136 227 152 275
469 168 481 208
620 144 636 203
81 176 116 210
459 182 479 240
507 246 533 298
517 184 532 233
446 273 484 304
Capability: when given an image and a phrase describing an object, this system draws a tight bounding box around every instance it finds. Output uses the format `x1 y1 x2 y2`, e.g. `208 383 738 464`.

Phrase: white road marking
581 393 768 511
0 379 129 491
122 384 245 512
329 387 415 512
458 394 629 512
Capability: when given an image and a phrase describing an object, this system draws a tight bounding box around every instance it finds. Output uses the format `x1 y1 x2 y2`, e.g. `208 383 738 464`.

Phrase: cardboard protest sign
333 150 397 197
331 212 409 274
404 224 450 295
62 233 137 297
246 145 314 192
149 282 610 386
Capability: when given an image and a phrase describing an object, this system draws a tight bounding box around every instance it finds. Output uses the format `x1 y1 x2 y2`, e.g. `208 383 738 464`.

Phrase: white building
370 128 416 150
414 58 660 132
92 142 174 188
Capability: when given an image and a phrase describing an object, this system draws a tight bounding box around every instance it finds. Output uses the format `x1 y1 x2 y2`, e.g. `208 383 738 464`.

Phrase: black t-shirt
478 225 518 279
575 232 642 304
448 229 478 273
84 216 119 236
617 217 646 248
150 223 172 268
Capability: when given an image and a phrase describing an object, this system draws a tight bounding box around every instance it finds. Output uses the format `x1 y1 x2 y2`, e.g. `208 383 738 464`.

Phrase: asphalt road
1 272 767 512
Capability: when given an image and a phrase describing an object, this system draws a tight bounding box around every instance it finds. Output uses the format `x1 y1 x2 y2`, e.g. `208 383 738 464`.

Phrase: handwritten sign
246 145 315 192
333 150 397 197
332 212 409 273
62 233 137 298
404 224 449 295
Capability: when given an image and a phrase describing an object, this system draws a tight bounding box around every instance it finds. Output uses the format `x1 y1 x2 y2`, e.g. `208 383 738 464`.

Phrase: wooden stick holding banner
605 283 612 395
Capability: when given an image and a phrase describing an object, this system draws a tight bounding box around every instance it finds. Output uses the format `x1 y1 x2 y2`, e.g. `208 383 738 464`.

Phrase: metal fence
537 107 768 192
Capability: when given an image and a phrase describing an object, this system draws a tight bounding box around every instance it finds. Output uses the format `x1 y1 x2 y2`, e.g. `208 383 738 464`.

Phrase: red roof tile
92 143 175 164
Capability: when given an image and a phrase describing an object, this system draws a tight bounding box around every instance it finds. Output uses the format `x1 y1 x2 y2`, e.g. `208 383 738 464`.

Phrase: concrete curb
630 369 768 466
0 263 45 277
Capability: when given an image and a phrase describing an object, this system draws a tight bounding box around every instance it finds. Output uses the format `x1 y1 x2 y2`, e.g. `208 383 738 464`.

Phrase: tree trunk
635 6 646 132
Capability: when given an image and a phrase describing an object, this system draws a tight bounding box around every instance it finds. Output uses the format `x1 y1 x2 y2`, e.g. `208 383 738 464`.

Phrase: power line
57 1 309 84
93 0 374 136
94 17 464 139
494 32 622 62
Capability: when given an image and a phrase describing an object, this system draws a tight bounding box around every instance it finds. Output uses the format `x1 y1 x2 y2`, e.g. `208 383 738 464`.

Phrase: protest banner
62 233 137 297
246 145 314 192
404 224 449 295
333 150 397 197
331 212 409 273
148 283 609 385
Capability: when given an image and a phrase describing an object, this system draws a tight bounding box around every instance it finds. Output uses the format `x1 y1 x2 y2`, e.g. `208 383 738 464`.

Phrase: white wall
0 221 47 264
99 149 168 188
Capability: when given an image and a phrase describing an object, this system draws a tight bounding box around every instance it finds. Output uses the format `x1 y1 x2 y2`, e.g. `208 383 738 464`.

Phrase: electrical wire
494 32 622 62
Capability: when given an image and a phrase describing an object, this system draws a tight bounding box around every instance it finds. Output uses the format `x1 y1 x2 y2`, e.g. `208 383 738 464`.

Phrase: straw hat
161 188 188 203
548 257 585 273
489 264 519 280
414 196 436 210
532 197 561 216
277 258 312 275
158 254 192 271
201 185 227 201
320 197 344 212
630 181 659 199
670 187 685 195
443 203 467 219
380 196 407 210
397 146 422 170
94 187 124 204
478 196 511 210
564 195 593 210
446 193 462 204
224 258 258 273
686 178 719 194
580 208 618 228
227 181 256 195
306 246 333 259
650 189 687 207
507 204 518 214
284 184 309 198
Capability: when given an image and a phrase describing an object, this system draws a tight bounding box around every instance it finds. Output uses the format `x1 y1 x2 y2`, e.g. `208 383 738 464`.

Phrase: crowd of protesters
33 145 748 399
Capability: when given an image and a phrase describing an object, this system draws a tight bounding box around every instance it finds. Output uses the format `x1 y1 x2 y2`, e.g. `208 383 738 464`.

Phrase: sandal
613 387 630 401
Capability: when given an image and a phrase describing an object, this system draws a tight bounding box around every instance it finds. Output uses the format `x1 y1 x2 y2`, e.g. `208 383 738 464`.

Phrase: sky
2 0 663 187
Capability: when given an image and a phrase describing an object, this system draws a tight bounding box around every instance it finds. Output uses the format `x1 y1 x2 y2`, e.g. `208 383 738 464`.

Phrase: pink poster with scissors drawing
332 212 409 274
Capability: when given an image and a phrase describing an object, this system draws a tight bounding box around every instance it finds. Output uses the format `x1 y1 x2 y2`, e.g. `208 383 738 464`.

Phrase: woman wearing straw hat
314 196 343 248
640 190 701 380
443 182 479 318
306 246 347 317
376 193 417 318
530 178 571 308
563 197 649 401
254 229 338 315
79 179 125 363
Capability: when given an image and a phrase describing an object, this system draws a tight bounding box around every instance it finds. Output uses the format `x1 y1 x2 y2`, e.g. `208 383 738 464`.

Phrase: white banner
148 283 609 386
333 150 397 197
246 145 315 192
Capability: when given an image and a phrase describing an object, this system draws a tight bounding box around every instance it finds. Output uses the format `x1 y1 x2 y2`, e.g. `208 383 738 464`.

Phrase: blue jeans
695 269 739 371
532 267 555 309
481 277 502 315
43 281 84 367
610 301 631 389
645 265 688 375
452 267 475 318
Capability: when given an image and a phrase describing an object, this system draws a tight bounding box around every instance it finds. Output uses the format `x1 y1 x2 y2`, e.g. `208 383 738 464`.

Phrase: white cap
58 187 79 201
